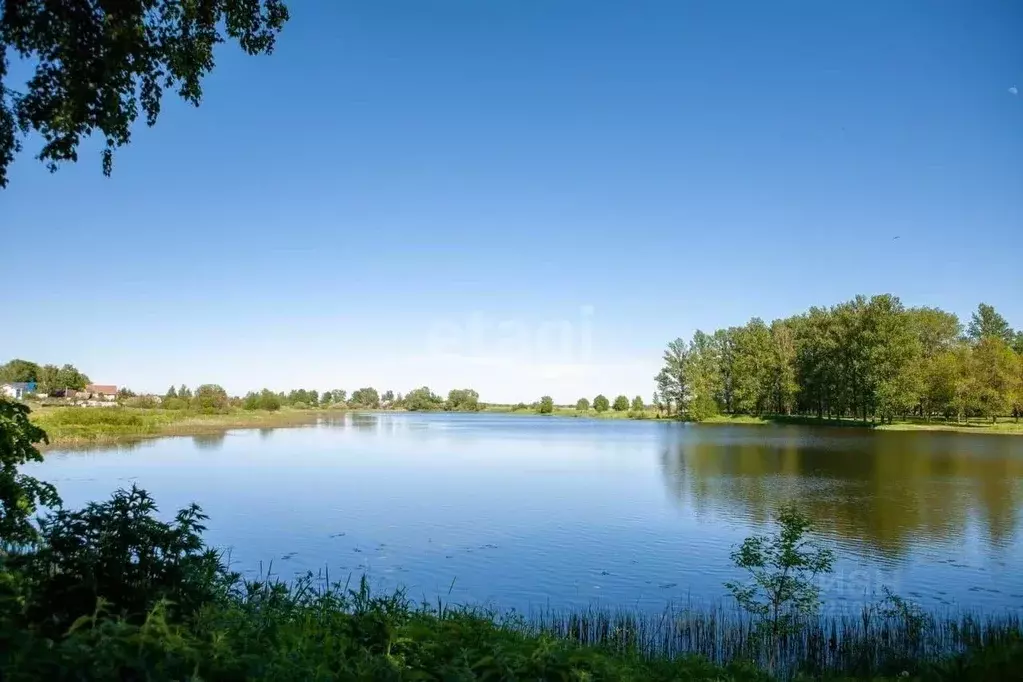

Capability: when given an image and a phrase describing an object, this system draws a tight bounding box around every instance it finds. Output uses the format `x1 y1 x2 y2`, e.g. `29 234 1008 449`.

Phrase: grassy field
30 405 332 448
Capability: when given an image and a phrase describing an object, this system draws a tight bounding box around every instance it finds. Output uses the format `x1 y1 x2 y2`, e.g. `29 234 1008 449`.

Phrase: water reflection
660 425 1023 559
192 432 227 451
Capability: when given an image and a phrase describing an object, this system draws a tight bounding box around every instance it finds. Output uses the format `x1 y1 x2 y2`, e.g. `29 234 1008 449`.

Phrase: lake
27 413 1023 616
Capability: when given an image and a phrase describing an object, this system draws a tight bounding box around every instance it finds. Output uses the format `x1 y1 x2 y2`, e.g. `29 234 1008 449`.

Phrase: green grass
30 405 328 448
8 570 1022 681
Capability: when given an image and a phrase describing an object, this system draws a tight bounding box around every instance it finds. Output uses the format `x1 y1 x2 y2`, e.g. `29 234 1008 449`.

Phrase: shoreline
30 404 1023 450
32 406 336 450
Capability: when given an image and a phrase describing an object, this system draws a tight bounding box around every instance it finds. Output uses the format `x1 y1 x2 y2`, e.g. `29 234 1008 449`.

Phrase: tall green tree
686 330 722 420
55 364 90 391
0 359 40 383
592 394 610 413
612 395 629 412
862 295 922 423
768 320 798 415
731 319 773 415
576 397 590 411
0 0 290 187
656 338 690 418
630 395 644 412
970 338 1019 422
967 303 1014 344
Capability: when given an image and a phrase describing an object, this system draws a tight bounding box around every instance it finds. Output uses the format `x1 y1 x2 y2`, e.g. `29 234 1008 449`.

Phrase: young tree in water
725 504 834 669
0 0 289 187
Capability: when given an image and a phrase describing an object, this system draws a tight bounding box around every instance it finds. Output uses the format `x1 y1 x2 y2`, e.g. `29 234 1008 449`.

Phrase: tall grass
30 406 325 447
527 602 1022 678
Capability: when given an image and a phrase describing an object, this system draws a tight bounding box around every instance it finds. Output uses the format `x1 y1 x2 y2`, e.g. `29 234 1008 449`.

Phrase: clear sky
2 1 1021 403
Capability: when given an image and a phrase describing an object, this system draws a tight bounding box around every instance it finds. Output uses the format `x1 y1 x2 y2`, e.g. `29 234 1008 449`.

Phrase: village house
1 381 37 399
83 384 118 401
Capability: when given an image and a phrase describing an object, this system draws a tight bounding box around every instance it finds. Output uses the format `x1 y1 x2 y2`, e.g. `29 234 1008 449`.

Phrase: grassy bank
698 413 1023 435
7 566 1022 681
30 405 332 448
482 406 1023 435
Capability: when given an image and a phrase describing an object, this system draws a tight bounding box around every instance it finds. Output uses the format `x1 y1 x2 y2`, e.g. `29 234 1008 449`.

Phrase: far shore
29 403 1023 450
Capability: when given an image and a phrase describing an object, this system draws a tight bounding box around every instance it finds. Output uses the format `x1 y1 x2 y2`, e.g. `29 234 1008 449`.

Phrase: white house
1 382 37 399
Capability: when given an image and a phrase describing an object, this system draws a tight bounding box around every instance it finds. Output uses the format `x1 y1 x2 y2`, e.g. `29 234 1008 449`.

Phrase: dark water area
27 413 1023 616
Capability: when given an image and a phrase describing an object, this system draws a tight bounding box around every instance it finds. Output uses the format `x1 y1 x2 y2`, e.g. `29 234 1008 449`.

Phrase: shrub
593 394 610 412
192 384 229 414
612 395 629 412
538 396 554 414
161 397 188 410
8 485 232 638
0 398 60 546
576 398 590 411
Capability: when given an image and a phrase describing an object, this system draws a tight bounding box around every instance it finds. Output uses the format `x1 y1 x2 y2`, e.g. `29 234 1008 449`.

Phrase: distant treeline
655 297 1023 423
235 386 482 413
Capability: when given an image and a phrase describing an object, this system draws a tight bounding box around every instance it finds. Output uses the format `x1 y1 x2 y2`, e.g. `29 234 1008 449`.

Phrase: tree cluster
655 297 1023 423
0 359 90 394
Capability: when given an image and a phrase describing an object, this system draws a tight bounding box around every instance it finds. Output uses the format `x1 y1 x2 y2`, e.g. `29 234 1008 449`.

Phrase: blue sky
2 1 1021 402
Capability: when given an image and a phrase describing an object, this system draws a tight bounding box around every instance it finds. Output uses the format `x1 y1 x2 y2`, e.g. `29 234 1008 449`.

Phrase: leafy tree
36 364 58 394
117 388 137 400
538 396 554 414
349 387 380 409
1014 332 1023 356
165 385 178 400
630 395 644 412
967 303 1014 344
725 504 834 669
55 364 90 391
656 338 691 418
445 388 480 412
330 389 347 404
192 384 229 414
0 397 60 547
0 0 290 187
576 397 590 411
381 390 395 403
319 391 332 406
592 394 610 413
685 330 723 421
0 359 40 383
970 338 1019 422
178 385 193 400
731 319 773 415
612 395 629 412
404 386 443 412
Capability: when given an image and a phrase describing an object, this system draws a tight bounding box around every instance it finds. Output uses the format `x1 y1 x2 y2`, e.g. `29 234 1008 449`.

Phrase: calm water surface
27 413 1023 615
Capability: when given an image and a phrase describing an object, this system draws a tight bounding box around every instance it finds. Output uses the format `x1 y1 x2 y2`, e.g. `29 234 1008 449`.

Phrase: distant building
1 382 37 399
85 384 118 401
